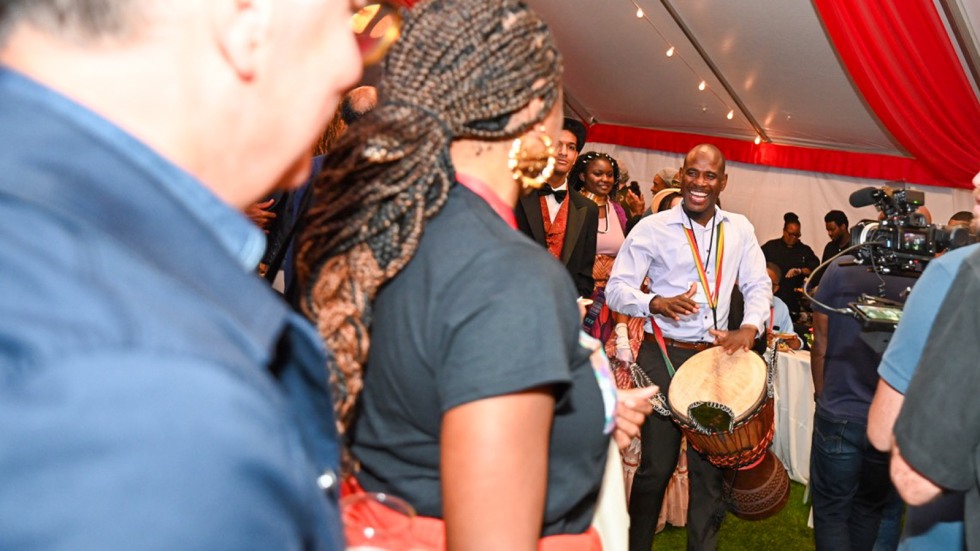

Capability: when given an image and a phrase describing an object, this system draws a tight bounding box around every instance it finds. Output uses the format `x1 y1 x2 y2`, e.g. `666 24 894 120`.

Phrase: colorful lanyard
683 218 725 329
650 213 726 379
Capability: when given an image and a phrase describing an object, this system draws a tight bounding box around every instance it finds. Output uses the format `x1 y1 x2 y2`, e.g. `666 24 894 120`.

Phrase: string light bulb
754 135 762 145
633 4 748 136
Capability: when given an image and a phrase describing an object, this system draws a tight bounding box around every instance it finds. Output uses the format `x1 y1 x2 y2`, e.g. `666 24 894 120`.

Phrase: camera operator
809 245 913 550
806 180 978 550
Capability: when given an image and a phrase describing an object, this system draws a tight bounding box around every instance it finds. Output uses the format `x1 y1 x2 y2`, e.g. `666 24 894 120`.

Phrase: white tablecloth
768 349 815 485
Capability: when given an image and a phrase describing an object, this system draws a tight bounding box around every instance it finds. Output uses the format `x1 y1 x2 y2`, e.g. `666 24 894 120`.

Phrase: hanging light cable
629 0 764 133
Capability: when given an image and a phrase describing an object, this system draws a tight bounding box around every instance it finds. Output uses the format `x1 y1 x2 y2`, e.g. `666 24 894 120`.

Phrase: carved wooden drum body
667 347 789 520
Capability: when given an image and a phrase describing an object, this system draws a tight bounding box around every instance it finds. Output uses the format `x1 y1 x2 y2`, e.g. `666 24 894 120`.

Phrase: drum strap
649 320 676 377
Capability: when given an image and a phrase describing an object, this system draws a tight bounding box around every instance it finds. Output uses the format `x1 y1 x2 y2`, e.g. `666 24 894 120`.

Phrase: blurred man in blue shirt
0 1 363 549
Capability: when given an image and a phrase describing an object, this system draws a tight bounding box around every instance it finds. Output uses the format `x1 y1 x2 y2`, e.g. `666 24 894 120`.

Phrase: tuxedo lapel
562 193 585 265
518 194 547 245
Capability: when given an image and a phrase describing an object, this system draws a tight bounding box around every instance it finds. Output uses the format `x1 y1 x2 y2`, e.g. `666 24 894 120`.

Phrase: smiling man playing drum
606 144 772 551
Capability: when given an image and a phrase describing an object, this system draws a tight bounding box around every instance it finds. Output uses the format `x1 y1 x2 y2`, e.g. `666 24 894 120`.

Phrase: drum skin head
668 348 766 423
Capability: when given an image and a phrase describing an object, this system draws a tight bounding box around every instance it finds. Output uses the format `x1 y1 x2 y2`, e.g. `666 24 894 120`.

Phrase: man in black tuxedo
516 118 599 297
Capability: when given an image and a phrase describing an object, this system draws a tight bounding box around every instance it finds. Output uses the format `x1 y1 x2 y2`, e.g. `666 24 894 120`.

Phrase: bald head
684 144 726 175
679 143 728 225
949 211 973 227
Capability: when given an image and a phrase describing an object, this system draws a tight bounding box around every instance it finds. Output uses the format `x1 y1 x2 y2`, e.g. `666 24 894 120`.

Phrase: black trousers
628 339 726 551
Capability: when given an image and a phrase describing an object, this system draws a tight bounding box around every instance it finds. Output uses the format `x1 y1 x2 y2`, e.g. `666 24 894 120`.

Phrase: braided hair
296 0 562 431
568 151 620 194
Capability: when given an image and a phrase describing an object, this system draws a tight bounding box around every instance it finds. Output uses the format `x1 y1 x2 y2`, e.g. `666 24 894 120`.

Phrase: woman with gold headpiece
569 152 643 360
296 0 653 548
568 152 651 503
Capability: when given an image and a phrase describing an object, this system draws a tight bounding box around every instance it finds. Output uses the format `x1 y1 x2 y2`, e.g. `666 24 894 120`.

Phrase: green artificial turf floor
651 481 815 550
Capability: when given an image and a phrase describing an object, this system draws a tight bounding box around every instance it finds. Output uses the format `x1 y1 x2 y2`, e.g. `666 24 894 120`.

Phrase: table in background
768 349 815 485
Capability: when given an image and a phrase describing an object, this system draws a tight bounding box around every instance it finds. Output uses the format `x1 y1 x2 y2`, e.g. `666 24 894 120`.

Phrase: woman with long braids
296 0 653 548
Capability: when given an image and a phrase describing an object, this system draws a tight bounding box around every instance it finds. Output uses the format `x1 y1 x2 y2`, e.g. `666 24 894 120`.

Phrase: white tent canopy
521 0 980 243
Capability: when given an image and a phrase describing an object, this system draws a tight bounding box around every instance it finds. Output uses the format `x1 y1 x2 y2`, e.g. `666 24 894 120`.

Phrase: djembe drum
666 347 789 520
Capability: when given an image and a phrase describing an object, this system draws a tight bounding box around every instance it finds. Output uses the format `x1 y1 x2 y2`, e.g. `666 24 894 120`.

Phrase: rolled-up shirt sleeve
606 229 656 318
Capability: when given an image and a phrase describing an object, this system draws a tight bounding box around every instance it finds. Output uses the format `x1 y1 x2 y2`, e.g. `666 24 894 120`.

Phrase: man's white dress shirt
606 204 771 342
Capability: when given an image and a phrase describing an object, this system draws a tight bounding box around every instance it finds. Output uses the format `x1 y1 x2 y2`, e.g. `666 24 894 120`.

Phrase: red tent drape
813 0 980 189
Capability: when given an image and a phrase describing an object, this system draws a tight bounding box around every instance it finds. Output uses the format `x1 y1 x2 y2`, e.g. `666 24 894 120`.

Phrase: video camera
848 184 973 274
803 183 973 342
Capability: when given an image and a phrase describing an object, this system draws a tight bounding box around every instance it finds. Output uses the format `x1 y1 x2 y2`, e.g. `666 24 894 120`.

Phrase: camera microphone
849 187 881 208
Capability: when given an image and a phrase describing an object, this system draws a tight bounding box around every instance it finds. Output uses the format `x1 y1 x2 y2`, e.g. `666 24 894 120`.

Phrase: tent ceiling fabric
528 0 902 153
524 0 980 186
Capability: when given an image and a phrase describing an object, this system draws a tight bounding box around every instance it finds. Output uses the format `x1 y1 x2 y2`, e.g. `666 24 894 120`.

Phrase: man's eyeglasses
351 1 402 66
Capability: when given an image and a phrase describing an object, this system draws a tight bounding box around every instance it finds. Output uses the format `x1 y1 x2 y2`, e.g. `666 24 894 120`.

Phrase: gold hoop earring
508 126 555 191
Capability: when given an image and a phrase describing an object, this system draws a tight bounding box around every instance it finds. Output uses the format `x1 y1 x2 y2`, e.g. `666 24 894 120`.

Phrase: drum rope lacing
626 362 672 417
